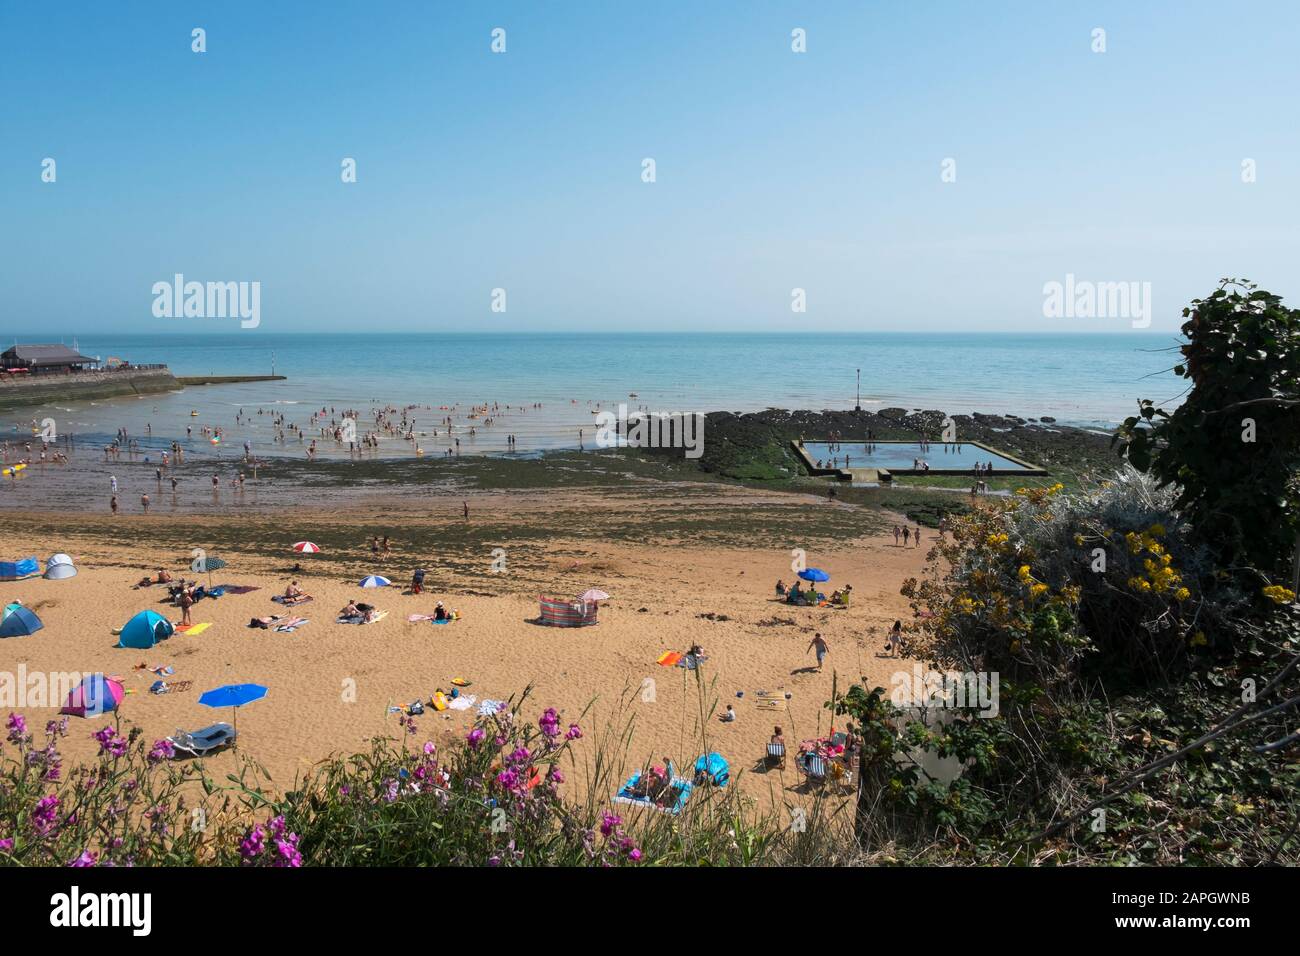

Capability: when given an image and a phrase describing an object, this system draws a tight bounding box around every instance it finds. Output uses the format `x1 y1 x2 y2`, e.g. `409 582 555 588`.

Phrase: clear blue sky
1 1 1297 335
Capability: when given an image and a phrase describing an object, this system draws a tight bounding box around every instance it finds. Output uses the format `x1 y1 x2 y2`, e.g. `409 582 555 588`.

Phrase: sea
2 332 1184 461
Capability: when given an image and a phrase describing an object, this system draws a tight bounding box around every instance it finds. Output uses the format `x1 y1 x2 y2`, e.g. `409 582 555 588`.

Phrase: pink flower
599 812 622 837
148 739 175 763
70 850 98 867
565 724 583 741
466 727 486 749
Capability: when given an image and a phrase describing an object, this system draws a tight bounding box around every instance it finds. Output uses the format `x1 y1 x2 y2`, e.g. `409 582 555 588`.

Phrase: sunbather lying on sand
135 569 173 587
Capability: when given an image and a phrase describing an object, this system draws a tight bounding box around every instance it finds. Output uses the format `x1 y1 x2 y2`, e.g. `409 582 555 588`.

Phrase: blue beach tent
117 610 175 649
0 605 43 638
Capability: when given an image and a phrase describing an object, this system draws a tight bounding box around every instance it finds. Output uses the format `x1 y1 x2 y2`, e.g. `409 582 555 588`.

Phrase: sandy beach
0 482 930 809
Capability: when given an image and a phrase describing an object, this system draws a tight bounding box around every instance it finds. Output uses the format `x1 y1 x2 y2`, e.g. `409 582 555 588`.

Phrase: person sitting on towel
340 600 361 619
434 601 448 621
775 579 786 597
284 580 309 601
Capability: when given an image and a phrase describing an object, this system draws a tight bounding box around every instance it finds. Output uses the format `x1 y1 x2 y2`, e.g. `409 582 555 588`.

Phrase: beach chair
798 753 829 786
168 722 236 757
765 741 786 769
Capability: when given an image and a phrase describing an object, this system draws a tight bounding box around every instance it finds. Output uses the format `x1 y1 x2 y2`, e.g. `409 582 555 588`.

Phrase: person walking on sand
110 474 118 494
886 620 904 657
180 586 194 627
902 526 911 547
110 494 118 515
808 632 829 671
893 525 901 546
140 493 150 513
914 526 923 547
463 500 469 520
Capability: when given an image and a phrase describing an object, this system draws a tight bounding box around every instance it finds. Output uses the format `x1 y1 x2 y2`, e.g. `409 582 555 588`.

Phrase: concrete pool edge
790 439 1049 483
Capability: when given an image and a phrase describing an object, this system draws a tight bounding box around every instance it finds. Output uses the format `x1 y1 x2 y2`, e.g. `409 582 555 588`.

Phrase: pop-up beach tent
0 605 42 638
117 609 175 649
0 557 39 582
44 553 77 580
61 674 124 717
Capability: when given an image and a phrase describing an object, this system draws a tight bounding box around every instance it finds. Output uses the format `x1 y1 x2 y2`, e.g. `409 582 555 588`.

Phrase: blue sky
1 1 1297 334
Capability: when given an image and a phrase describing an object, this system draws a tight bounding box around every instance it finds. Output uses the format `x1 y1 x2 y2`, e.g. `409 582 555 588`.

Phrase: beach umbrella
199 555 228 589
292 541 321 554
797 568 830 583
198 683 268 742
579 588 609 603
359 575 391 588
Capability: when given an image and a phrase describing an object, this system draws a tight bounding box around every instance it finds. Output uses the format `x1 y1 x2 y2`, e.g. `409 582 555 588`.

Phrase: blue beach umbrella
359 575 391 588
797 568 830 583
198 683 268 741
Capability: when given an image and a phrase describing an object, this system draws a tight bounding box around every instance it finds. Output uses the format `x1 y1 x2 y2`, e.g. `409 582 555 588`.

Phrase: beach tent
117 609 175 649
0 605 42 638
0 557 39 582
61 674 125 717
44 553 77 580
538 595 598 627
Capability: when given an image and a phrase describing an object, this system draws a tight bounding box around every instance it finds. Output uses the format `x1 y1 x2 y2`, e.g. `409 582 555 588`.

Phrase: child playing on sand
720 705 737 723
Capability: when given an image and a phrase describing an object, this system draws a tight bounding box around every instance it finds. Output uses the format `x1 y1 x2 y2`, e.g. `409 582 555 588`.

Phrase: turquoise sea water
2 333 1183 458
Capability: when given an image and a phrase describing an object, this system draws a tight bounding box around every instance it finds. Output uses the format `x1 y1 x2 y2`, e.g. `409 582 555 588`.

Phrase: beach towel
272 595 313 606
337 610 387 625
407 614 435 622
220 585 261 594
275 617 309 633
431 618 455 625
614 771 693 815
754 691 788 712
657 651 683 667
447 694 476 711
478 699 505 717
149 680 192 695
176 622 212 636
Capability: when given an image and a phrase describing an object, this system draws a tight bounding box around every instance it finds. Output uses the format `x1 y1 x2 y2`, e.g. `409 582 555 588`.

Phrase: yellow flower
1174 587 1191 601
1018 565 1032 581
1190 631 1207 646
1262 585 1296 605
1072 533 1085 546
1029 583 1048 598
1148 523 1165 537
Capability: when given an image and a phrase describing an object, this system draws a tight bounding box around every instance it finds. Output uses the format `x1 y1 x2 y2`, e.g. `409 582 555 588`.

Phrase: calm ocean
3 333 1183 457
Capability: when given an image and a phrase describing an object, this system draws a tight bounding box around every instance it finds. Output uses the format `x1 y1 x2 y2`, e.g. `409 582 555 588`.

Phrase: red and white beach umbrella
292 541 322 554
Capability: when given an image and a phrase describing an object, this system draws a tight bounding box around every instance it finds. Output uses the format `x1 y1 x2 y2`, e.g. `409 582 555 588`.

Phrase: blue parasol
797 568 830 583
198 683 267 742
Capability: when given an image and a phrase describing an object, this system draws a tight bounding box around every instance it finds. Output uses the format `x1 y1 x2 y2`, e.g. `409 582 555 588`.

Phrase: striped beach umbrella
359 575 391 588
292 541 321 554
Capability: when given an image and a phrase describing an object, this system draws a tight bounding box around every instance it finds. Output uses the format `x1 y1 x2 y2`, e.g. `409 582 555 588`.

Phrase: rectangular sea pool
800 441 1038 473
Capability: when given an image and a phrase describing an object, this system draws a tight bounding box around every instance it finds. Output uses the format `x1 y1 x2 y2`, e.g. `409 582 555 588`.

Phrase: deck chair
765 741 786 769
168 722 236 757
799 753 829 786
